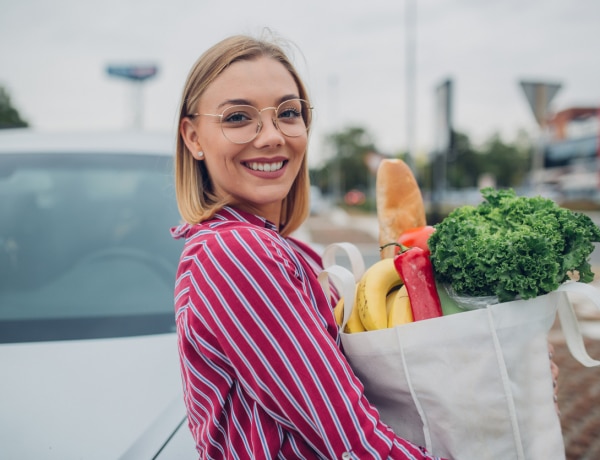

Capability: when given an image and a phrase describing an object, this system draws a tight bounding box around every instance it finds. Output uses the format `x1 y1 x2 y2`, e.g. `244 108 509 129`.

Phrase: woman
172 33 441 459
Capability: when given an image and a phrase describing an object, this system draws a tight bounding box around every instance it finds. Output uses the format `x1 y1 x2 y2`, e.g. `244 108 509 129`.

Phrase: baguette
376 159 426 259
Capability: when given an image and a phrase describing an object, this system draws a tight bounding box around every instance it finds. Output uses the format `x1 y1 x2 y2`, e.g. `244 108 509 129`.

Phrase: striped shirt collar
171 205 277 239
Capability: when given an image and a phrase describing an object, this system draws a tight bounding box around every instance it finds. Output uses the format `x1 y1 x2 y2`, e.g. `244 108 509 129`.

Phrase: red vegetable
393 245 443 321
396 226 435 256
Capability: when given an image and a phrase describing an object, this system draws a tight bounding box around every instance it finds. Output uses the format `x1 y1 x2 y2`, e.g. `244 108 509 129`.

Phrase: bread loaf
376 159 426 259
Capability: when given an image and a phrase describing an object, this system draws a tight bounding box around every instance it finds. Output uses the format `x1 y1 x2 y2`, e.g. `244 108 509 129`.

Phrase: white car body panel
0 334 194 459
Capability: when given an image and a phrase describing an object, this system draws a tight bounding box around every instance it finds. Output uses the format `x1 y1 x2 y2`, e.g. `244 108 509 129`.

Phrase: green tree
0 86 29 129
446 131 482 188
481 132 531 187
443 130 532 189
311 126 378 203
310 127 533 213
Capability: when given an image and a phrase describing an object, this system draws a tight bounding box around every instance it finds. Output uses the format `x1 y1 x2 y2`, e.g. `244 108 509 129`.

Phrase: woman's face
182 56 308 226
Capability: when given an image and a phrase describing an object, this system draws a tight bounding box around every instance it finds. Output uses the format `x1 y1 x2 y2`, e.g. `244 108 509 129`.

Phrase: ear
180 117 204 160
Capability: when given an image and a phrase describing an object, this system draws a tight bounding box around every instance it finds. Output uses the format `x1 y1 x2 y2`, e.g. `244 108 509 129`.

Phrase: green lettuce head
428 188 600 302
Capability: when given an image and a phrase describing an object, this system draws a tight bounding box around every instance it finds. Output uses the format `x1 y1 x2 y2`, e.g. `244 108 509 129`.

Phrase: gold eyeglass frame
188 98 313 144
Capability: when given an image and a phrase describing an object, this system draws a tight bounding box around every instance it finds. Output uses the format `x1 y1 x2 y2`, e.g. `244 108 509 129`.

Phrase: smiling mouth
244 161 286 172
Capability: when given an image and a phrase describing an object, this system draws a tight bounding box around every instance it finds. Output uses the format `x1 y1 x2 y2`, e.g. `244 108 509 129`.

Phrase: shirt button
341 453 352 459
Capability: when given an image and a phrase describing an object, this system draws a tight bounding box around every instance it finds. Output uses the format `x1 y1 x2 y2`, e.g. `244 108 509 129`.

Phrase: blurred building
542 107 600 198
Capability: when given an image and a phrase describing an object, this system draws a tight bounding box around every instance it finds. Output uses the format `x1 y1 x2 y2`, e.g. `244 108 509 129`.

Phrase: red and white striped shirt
172 207 440 459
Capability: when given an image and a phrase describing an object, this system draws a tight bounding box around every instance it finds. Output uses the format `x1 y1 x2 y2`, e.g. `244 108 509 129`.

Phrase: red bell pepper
396 225 436 256
392 244 443 321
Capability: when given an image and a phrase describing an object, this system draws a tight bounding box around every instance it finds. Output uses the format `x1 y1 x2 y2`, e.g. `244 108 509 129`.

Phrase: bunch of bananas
333 258 413 333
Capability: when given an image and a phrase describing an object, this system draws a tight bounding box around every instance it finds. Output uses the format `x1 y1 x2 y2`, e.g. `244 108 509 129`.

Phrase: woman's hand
549 342 560 416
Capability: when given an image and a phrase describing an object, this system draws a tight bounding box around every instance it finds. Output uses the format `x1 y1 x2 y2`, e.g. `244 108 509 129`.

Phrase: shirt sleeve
176 226 441 459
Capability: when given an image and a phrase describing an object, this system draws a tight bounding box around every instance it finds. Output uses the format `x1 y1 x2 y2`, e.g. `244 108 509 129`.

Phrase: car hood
0 333 186 459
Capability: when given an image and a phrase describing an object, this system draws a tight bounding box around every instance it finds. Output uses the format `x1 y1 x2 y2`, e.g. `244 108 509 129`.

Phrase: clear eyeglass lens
219 99 310 144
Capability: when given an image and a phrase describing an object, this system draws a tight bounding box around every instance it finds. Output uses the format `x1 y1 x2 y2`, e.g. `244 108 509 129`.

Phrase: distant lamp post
107 64 158 130
405 0 417 162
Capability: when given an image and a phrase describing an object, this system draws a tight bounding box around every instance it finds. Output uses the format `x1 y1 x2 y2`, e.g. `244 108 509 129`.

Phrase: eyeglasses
189 98 313 144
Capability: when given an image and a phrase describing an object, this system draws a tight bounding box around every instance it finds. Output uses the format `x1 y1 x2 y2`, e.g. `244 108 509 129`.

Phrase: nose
255 109 284 144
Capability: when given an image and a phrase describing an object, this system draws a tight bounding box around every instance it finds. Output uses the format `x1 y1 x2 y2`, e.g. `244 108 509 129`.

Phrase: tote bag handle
318 243 364 330
321 242 366 280
556 282 600 367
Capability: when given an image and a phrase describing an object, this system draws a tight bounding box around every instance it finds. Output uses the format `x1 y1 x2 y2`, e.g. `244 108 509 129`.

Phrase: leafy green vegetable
428 188 600 302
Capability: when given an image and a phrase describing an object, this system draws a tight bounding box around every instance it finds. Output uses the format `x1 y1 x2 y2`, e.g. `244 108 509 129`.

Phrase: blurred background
2 0 600 220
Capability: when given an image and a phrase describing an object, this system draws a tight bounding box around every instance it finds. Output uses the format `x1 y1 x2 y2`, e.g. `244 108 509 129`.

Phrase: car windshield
0 152 183 343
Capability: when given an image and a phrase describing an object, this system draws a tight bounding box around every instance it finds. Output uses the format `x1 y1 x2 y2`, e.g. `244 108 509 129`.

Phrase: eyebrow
216 94 300 111
216 99 251 110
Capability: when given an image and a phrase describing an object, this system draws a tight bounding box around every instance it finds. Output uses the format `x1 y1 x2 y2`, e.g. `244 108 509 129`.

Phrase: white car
0 130 197 459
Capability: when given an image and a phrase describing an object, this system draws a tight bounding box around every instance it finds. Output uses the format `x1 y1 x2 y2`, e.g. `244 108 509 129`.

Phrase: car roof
0 129 176 156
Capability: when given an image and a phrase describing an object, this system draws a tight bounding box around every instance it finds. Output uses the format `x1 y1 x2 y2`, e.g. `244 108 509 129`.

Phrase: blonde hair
175 34 312 237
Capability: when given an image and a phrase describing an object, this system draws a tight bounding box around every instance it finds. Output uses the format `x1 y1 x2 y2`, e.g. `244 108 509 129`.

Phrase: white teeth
247 161 284 172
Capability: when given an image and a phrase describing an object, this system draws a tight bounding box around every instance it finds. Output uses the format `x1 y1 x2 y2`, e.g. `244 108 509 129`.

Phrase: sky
1 0 599 167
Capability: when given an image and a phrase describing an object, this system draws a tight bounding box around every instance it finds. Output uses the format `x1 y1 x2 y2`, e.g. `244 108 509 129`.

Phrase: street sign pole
519 80 562 192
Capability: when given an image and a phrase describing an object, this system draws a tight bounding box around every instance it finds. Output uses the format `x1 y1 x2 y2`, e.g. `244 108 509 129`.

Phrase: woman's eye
223 111 253 124
278 108 301 119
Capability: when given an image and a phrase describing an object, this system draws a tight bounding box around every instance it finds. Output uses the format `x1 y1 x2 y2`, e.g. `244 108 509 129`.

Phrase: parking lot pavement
302 208 600 460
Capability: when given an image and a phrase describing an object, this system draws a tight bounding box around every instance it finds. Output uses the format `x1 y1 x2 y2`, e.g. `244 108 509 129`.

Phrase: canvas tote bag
318 243 600 460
